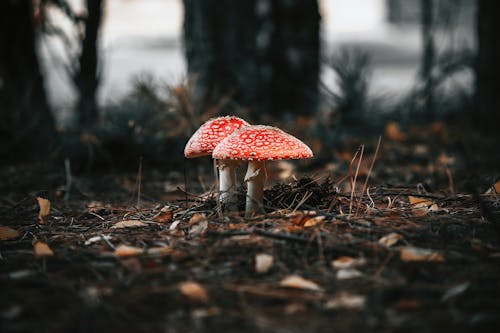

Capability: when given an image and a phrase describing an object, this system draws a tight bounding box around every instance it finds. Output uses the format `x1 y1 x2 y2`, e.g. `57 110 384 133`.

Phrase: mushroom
184 116 250 210
212 125 313 217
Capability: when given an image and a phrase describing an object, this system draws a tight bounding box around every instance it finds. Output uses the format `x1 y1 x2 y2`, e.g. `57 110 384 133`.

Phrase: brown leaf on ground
33 241 54 257
385 122 407 142
336 268 363 280
324 292 366 310
114 244 144 257
111 220 147 229
331 256 366 269
0 226 20 241
280 275 323 292
408 196 438 216
37 197 50 224
378 232 404 247
484 180 500 195
188 220 208 237
255 253 274 274
189 213 206 224
152 207 174 223
178 281 209 303
400 246 444 262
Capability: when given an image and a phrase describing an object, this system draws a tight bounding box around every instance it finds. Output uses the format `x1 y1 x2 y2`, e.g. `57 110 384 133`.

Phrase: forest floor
1 123 499 333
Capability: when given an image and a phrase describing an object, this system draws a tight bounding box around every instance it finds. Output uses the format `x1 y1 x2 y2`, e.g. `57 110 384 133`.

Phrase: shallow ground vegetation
1 124 499 333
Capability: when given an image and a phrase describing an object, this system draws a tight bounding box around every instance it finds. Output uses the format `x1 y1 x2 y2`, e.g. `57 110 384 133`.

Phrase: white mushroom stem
217 159 239 211
244 160 267 217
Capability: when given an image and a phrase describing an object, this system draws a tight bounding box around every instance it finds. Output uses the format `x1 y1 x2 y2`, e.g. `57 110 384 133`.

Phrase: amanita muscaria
213 125 313 217
184 116 250 210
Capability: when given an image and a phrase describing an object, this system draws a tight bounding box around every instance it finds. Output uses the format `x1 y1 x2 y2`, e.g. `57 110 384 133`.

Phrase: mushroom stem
244 160 267 217
217 159 239 211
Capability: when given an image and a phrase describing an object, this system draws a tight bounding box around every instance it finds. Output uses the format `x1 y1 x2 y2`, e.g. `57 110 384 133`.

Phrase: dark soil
1 128 500 333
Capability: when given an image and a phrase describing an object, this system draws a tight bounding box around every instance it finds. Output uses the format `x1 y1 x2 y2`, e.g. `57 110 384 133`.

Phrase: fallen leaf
188 220 208 238
178 281 209 302
331 256 366 269
169 220 181 230
284 302 306 315
255 253 274 274
111 220 147 229
385 121 407 142
441 282 470 302
484 180 500 195
114 244 144 257
189 213 206 224
147 246 172 256
303 215 326 227
33 241 54 257
324 292 366 310
37 197 50 224
280 275 323 292
378 232 403 247
408 196 438 216
152 206 173 223
400 246 444 262
0 226 20 240
84 235 112 246
336 268 363 280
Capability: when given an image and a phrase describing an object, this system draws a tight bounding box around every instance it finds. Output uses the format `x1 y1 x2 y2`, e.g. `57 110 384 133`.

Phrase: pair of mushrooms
184 116 313 217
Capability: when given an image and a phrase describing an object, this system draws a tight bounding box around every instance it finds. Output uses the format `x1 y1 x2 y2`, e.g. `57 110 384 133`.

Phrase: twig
356 136 382 213
349 145 364 215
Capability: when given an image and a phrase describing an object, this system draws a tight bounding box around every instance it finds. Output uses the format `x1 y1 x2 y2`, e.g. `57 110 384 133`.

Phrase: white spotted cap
184 116 250 158
212 125 313 161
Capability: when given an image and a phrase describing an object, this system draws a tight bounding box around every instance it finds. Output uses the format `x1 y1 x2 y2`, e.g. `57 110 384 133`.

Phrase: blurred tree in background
476 0 500 133
183 0 320 121
0 0 57 161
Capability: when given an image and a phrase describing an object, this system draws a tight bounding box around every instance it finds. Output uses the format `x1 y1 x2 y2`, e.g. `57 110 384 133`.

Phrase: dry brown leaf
178 281 209 303
188 220 208 237
147 246 172 256
303 215 326 227
152 207 173 223
324 292 366 310
400 246 444 262
378 232 403 247
114 244 144 257
385 121 407 142
331 256 366 270
280 275 323 292
336 268 363 280
33 241 54 257
408 196 438 216
111 220 147 229
255 253 274 274
0 226 20 241
189 213 206 224
484 180 500 195
37 197 50 224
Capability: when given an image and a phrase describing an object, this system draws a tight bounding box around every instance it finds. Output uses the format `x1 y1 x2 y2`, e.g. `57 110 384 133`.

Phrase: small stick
356 136 382 213
349 145 364 215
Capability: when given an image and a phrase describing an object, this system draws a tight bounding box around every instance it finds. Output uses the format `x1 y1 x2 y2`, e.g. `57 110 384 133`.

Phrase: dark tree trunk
75 0 103 127
182 0 320 120
420 0 435 120
183 0 259 117
0 0 57 161
263 0 320 119
476 0 500 133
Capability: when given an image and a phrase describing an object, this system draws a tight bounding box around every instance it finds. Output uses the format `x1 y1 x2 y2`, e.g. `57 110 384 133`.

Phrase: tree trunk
75 0 103 127
0 0 57 161
262 0 320 119
183 0 259 116
182 0 320 120
420 0 435 120
476 0 500 133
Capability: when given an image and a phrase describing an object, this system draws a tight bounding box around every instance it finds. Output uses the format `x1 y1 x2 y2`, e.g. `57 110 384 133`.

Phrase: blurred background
0 0 497 168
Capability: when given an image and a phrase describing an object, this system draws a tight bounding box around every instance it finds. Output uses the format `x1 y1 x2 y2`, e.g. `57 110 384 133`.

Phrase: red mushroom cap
212 125 313 161
184 116 250 158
